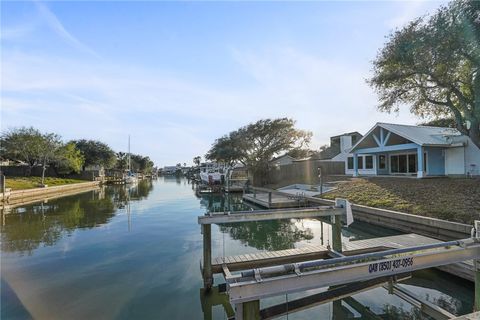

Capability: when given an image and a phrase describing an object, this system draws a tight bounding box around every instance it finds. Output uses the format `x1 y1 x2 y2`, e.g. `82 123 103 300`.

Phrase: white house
163 166 177 175
270 154 296 166
344 123 480 178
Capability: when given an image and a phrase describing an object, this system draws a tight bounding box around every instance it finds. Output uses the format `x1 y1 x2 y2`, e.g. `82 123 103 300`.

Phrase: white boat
125 172 138 184
199 162 227 184
124 135 138 185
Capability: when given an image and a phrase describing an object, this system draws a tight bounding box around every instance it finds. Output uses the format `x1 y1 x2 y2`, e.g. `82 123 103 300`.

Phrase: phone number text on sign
368 258 414 273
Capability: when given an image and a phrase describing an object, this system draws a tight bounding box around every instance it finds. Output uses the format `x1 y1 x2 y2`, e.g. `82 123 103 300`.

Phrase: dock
212 244 330 273
198 203 480 320
242 187 309 208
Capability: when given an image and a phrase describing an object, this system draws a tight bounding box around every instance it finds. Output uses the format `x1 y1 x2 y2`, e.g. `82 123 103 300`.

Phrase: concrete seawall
306 197 471 241
1 181 101 208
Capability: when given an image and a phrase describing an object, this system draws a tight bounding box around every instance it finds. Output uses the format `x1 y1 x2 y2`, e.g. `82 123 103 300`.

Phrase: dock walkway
243 192 306 209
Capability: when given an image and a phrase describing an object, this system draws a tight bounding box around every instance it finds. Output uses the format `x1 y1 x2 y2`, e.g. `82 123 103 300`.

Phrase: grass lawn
321 177 480 224
5 177 87 191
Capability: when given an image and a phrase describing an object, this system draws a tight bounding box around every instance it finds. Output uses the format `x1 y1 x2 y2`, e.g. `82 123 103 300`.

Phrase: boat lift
199 200 480 320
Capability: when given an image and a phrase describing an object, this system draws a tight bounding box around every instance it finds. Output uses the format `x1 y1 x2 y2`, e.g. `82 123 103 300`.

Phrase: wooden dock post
200 287 235 320
476 263 480 312
320 221 324 246
203 224 213 290
332 299 344 320
332 199 346 253
0 174 5 193
332 215 342 252
240 300 260 320
475 221 480 311
268 192 272 207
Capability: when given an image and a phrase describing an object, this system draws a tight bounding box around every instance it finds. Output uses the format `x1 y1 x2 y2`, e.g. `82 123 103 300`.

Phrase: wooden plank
244 254 256 261
265 251 278 258
212 247 331 273
257 252 270 259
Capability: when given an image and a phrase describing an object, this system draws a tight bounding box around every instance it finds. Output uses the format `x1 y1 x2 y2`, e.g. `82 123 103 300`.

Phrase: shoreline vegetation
5 177 87 191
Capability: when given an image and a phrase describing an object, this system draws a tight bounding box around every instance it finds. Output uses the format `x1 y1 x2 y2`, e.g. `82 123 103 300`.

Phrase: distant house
320 132 363 161
84 164 105 178
345 123 480 178
270 154 296 166
163 166 177 175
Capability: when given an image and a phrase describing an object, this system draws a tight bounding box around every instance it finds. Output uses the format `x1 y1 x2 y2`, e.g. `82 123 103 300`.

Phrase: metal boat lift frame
199 200 346 290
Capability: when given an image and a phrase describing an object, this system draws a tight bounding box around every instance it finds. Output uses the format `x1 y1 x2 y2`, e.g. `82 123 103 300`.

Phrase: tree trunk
469 117 480 149
41 158 47 185
472 71 480 148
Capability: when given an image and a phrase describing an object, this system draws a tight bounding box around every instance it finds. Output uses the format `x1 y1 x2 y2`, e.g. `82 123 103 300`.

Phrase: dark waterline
1 177 474 319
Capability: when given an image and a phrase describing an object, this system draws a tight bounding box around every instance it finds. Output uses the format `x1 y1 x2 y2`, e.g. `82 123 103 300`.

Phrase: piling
475 221 480 311
203 224 213 290
241 300 260 320
331 199 345 252
331 215 342 252
0 174 5 193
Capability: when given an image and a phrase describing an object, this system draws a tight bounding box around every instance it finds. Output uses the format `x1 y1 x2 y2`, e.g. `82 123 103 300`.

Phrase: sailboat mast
128 135 131 172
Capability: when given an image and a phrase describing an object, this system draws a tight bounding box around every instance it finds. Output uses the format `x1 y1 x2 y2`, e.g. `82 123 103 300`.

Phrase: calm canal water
1 177 474 319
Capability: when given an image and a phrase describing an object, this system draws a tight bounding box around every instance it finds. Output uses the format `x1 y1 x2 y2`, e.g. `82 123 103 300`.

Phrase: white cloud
34 1 99 57
230 47 417 147
1 45 418 166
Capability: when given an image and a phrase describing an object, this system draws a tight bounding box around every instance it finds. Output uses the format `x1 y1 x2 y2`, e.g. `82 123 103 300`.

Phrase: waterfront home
270 154 296 166
320 132 363 160
163 166 178 175
341 123 480 178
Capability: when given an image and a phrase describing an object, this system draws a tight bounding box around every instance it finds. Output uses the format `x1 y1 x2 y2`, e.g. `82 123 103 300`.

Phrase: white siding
445 147 465 175
340 135 353 152
329 135 353 162
465 138 480 176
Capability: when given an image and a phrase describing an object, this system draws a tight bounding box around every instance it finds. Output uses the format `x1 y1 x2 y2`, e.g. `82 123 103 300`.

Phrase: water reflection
220 221 314 251
0 180 154 255
197 193 314 250
197 192 251 213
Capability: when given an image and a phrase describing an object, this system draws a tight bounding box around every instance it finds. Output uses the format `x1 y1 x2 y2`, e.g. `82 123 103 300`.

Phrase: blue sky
1 1 446 167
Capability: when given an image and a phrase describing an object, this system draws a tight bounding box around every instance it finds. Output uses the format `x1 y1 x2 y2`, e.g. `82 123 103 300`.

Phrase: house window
408 154 417 173
357 156 364 169
398 155 407 173
391 155 399 173
347 157 354 170
391 153 419 174
365 156 373 169
379 155 386 169
424 152 427 173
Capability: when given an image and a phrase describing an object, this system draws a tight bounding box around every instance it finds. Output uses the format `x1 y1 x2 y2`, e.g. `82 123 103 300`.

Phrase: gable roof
270 154 296 162
351 122 462 152
330 131 362 139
